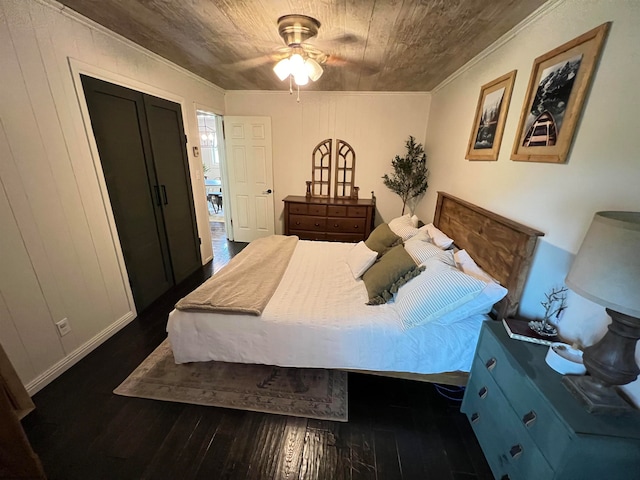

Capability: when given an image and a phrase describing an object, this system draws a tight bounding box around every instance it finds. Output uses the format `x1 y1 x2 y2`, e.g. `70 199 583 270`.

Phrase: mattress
167 240 487 374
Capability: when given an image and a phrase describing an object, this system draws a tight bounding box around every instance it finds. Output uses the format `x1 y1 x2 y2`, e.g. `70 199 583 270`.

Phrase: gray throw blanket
175 235 298 315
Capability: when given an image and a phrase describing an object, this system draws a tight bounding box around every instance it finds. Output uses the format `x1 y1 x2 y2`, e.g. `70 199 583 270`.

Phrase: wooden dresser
461 321 640 480
283 195 375 242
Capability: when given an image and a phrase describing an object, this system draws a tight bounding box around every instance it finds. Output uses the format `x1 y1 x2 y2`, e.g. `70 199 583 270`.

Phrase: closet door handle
161 185 168 205
153 185 161 206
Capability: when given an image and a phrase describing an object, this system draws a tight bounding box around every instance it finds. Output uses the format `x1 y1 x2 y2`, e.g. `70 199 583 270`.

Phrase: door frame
194 108 234 241
70 58 201 316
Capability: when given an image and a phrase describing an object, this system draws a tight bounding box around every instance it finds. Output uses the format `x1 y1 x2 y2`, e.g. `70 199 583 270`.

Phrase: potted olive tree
382 135 429 215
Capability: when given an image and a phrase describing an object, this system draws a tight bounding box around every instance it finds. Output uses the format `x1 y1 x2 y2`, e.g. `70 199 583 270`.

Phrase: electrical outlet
56 318 71 337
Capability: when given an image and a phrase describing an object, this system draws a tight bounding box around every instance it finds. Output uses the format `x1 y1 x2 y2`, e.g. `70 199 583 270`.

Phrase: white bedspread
167 240 486 374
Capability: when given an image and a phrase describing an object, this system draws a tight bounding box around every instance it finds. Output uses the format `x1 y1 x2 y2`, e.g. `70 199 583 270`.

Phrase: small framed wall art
466 70 517 161
511 22 610 163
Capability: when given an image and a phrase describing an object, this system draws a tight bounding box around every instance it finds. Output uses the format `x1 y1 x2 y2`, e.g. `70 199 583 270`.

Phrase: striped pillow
388 214 419 241
404 231 443 264
393 265 485 330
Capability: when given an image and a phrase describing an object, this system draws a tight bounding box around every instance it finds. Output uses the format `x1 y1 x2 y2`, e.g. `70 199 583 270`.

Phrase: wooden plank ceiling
56 0 547 91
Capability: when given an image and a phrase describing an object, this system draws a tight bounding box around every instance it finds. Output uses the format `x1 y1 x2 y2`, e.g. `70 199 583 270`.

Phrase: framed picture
511 22 610 163
466 70 517 161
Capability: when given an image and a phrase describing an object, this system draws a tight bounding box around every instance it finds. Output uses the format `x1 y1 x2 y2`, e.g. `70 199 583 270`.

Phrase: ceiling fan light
273 58 291 81
305 58 323 81
294 71 309 86
289 53 305 71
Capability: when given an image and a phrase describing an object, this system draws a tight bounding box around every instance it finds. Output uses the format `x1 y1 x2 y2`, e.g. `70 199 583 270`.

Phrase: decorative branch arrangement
541 286 568 324
382 136 429 215
529 286 568 337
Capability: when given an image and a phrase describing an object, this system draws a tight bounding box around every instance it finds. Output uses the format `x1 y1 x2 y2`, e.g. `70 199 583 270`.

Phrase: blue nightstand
461 321 640 479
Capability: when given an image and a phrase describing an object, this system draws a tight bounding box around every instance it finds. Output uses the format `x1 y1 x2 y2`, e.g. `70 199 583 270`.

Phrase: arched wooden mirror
311 139 332 197
334 139 356 199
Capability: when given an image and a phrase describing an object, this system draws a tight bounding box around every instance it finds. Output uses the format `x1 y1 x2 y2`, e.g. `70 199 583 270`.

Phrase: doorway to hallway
197 110 227 258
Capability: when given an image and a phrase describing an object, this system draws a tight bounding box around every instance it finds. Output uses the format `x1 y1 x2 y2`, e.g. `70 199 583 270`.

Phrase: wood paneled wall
0 0 224 393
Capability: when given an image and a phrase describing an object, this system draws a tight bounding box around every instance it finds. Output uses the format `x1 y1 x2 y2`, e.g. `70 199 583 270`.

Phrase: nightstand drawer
463 373 554 480
289 215 327 231
480 327 571 468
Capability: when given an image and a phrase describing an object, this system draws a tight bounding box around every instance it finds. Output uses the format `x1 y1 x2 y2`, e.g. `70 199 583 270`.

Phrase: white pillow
432 280 508 326
388 214 419 241
419 223 455 249
404 231 442 264
393 261 486 330
454 249 498 284
346 241 378 279
410 214 419 227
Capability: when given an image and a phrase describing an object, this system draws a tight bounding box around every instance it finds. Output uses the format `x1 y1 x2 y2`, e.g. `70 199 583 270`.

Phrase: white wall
423 0 640 402
0 0 225 392
224 91 431 230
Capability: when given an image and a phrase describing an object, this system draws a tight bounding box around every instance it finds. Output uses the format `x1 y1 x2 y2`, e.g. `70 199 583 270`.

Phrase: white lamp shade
565 211 640 317
273 58 291 81
305 58 323 81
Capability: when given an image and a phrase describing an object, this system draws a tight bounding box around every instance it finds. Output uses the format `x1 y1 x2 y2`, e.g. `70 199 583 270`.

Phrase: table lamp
564 211 640 413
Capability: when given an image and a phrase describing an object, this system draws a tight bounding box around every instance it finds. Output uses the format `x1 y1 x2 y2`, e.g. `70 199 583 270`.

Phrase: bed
167 192 543 385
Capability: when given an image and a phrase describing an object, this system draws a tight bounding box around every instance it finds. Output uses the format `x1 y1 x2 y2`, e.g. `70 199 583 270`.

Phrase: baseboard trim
25 311 136 395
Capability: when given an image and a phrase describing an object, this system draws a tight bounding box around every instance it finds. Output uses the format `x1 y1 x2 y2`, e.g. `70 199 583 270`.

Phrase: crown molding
432 0 565 94
36 0 226 95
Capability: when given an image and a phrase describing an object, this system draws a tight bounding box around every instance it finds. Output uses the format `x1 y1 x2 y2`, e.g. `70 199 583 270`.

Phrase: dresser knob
522 410 537 427
314 223 320 227
485 357 497 370
295 222 300 226
470 412 480 424
353 225 359 229
334 224 339 227
509 444 523 459
478 386 488 399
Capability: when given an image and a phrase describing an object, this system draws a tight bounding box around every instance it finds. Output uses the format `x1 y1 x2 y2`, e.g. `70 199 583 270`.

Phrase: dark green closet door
81 75 173 311
143 96 201 284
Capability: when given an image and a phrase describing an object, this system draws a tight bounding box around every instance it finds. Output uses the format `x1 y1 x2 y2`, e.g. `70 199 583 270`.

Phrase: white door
223 116 275 242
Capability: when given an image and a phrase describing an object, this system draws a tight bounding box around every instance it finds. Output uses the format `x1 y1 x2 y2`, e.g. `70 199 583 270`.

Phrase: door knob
263 189 273 194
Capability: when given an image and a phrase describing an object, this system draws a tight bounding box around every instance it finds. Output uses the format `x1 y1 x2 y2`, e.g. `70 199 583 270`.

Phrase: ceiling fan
272 14 328 87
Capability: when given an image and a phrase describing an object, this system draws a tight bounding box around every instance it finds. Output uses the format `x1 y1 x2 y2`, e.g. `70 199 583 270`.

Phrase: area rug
114 339 348 422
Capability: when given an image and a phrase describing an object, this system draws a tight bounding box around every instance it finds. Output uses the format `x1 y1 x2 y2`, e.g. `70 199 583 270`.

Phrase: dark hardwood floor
21 224 492 480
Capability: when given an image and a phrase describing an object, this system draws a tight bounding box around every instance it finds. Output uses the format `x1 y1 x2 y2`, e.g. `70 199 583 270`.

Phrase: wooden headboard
433 192 544 318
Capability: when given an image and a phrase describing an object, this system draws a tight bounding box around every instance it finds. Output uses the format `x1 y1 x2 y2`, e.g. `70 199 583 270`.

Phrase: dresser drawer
478 327 571 468
464 366 554 480
348 206 368 217
327 205 347 216
288 203 308 215
327 217 366 233
289 215 327 231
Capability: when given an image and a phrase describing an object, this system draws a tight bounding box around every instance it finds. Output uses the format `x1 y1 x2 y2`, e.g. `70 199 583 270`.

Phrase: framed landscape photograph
511 22 610 163
466 70 517 161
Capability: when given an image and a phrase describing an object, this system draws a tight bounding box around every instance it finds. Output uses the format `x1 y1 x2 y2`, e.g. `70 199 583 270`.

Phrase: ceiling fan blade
313 33 361 49
222 55 273 71
325 55 379 75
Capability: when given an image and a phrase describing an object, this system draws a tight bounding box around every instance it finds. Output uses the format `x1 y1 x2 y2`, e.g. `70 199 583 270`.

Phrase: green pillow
365 223 402 258
362 245 425 305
